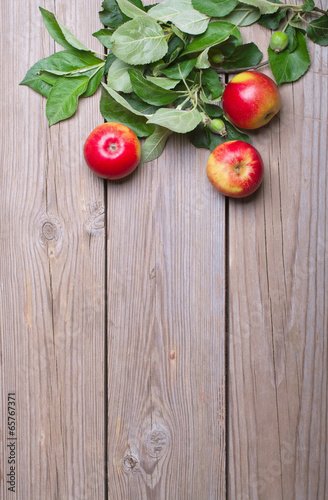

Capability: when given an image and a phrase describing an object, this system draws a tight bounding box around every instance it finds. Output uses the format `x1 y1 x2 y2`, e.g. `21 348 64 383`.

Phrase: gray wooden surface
0 0 327 499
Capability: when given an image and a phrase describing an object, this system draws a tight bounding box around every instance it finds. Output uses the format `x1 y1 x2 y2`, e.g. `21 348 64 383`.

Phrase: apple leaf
111 17 168 65
224 121 251 142
145 75 181 89
115 0 149 18
148 0 210 35
99 0 128 28
123 93 160 115
219 4 261 26
182 22 242 56
20 50 104 97
92 29 113 49
147 107 203 133
140 126 172 163
128 69 181 105
238 0 280 15
161 59 197 79
268 31 310 85
102 82 155 116
82 66 105 97
106 59 135 93
46 76 89 126
221 42 263 69
258 9 286 29
202 69 224 100
307 15 328 46
192 0 238 18
39 8 92 52
302 0 315 12
100 88 155 137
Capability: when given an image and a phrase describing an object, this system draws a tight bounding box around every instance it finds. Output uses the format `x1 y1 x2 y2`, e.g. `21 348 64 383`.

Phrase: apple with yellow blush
206 140 264 198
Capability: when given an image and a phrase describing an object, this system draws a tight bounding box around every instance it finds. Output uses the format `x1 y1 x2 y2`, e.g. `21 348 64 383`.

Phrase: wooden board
0 0 106 498
106 133 227 498
1 0 327 498
229 16 328 500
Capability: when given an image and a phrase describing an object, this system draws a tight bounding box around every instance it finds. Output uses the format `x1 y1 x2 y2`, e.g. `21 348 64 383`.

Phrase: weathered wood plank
229 18 328 500
106 132 227 498
0 1 106 498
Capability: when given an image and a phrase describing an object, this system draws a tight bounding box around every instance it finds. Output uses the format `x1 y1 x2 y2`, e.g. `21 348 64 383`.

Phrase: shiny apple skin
206 140 264 198
83 122 141 180
222 71 281 130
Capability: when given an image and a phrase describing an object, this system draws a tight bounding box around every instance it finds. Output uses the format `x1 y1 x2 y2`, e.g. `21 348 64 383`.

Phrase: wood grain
0 0 106 498
229 16 328 500
106 134 227 498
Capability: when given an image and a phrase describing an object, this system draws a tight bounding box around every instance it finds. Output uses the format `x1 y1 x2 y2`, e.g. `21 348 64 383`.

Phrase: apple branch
214 60 269 75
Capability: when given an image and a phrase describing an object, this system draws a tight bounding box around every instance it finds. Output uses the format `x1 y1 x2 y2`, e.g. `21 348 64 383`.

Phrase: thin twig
313 6 328 15
215 60 270 75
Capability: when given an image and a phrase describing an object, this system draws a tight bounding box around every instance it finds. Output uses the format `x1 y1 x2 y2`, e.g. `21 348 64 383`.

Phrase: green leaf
104 52 117 76
239 0 280 15
38 63 104 78
46 76 89 126
102 82 154 116
39 72 58 86
100 88 155 136
148 0 210 35
161 58 197 79
257 4 286 29
203 102 225 117
202 69 224 100
219 4 261 26
288 16 305 31
302 0 315 12
163 36 187 64
285 25 298 52
196 48 211 68
128 69 181 105
123 93 160 115
99 0 127 28
145 75 180 89
92 29 112 49
20 50 104 96
147 108 203 133
111 17 168 65
82 67 105 97
188 124 211 149
107 59 134 92
115 0 149 18
39 7 91 52
140 126 172 162
222 42 263 68
192 0 238 17
182 21 242 55
224 120 250 142
307 15 328 46
268 31 310 84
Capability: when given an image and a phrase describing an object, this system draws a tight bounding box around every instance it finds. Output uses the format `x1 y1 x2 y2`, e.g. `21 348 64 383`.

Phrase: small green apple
269 31 289 53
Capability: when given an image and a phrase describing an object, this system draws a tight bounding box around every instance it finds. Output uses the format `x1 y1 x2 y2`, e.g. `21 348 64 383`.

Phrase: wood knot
123 454 139 472
42 222 56 240
87 207 105 235
145 429 169 459
39 215 62 252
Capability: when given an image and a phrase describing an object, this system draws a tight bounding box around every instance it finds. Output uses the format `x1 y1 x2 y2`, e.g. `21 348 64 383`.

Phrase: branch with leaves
20 0 328 162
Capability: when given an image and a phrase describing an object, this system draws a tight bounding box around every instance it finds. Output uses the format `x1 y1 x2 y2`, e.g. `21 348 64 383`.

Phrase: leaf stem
282 12 296 31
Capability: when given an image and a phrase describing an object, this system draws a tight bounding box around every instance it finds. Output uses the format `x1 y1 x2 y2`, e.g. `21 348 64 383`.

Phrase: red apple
222 71 281 129
206 140 264 198
83 122 141 180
